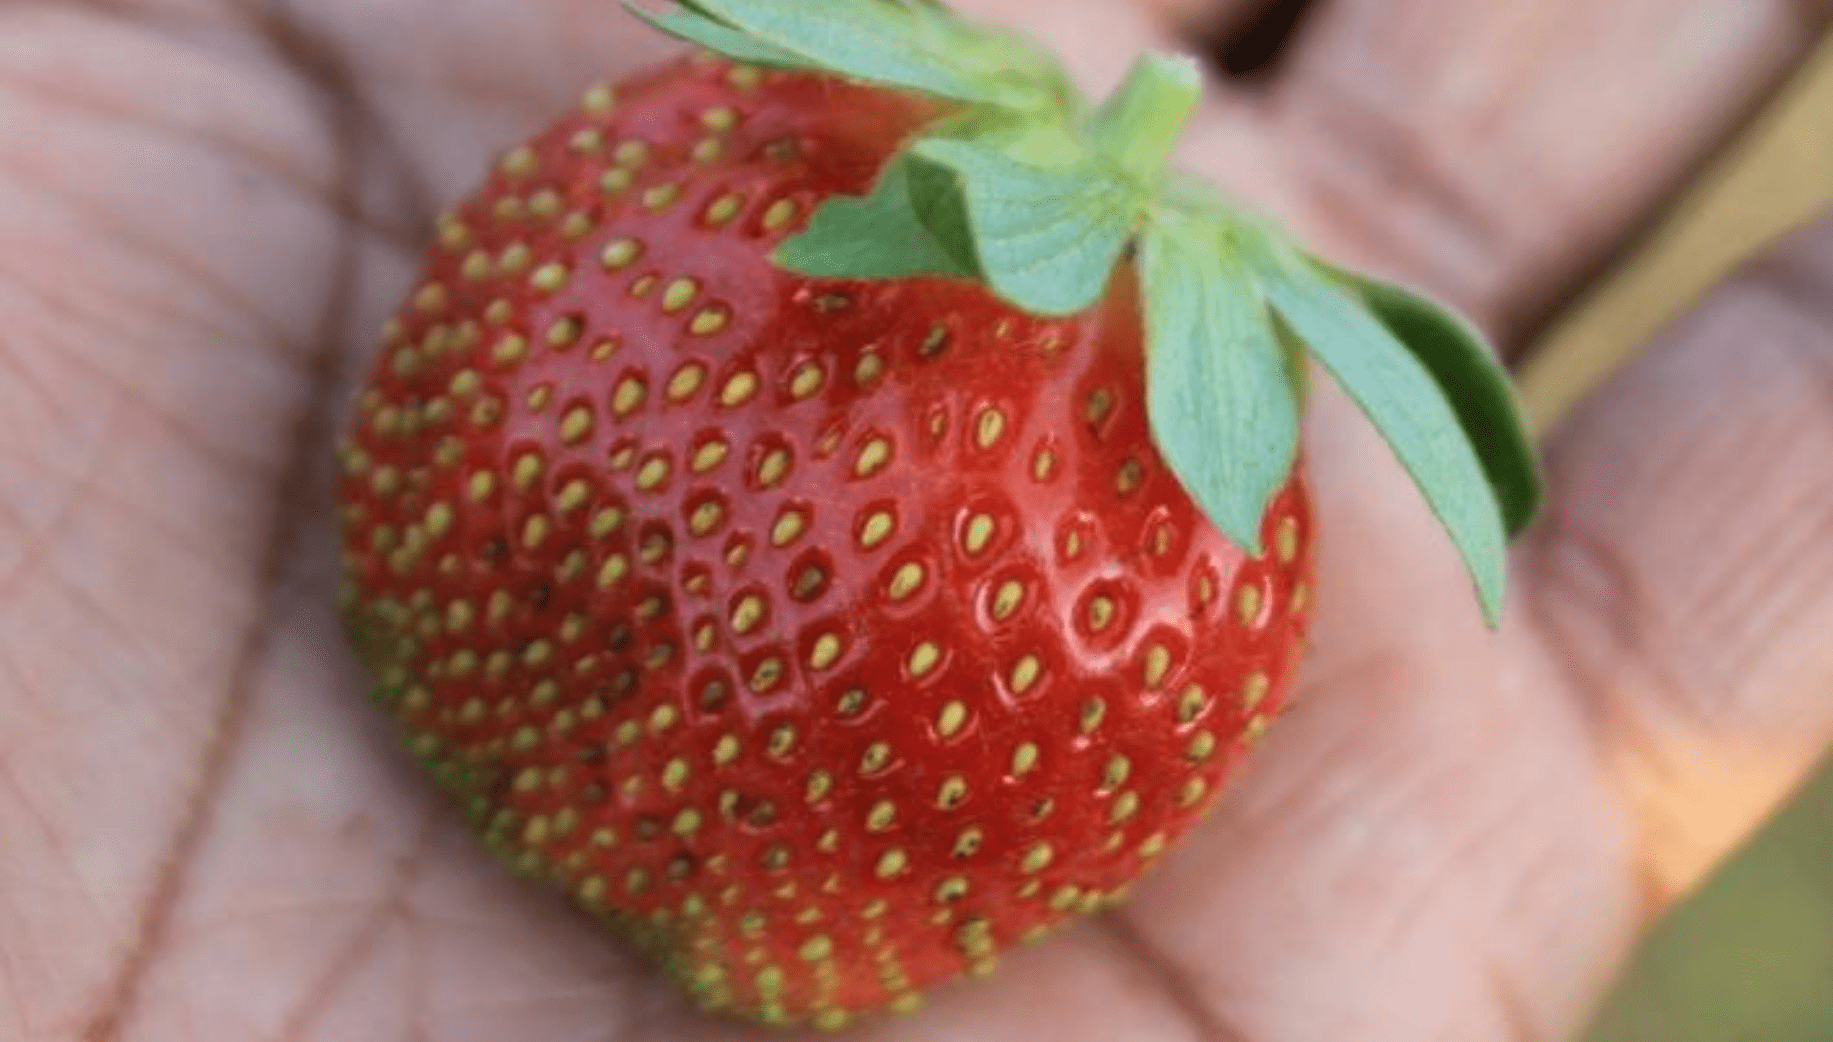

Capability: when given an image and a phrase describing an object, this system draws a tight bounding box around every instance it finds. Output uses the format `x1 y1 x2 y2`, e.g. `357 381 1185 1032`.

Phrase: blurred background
1510 37 1833 1042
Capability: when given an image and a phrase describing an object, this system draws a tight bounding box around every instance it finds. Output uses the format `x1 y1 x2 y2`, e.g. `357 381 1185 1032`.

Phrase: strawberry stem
1089 54 1202 189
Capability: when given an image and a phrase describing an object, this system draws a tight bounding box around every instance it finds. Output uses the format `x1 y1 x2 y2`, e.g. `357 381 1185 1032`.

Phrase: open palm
4 1 1831 1039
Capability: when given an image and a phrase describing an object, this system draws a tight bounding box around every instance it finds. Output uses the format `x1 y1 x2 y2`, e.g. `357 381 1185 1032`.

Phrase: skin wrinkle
75 14 370 1039
1279 75 1512 311
1100 912 1253 1042
0 380 122 599
0 155 302 359
272 819 439 1042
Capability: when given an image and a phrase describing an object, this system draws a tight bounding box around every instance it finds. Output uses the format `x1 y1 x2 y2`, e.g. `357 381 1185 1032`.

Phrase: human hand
1 1 1829 1039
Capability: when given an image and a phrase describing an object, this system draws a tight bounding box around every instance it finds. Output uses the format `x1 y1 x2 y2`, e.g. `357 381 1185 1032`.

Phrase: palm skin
2 0 1831 1039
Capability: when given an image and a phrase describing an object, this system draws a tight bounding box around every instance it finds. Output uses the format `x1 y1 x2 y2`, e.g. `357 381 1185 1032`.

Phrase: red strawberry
339 1 1534 1030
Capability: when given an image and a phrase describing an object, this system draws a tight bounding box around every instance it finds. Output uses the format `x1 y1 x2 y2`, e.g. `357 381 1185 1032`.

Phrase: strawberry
338 0 1538 1030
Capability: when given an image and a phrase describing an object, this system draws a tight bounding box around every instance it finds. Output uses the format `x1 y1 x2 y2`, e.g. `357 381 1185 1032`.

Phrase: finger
1178 0 1832 346
1524 213 1833 906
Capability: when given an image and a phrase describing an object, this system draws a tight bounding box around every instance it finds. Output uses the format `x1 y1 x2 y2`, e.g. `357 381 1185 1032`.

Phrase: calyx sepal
633 0 1541 626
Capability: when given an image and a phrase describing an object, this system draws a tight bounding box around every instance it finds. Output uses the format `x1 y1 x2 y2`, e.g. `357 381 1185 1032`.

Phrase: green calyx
631 0 1541 627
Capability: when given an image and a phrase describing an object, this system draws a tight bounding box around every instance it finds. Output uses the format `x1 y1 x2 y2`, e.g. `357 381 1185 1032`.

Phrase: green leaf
910 137 1138 316
775 153 982 281
1255 257 1510 626
623 4 816 68
1338 270 1542 538
686 0 1001 103
1140 212 1301 554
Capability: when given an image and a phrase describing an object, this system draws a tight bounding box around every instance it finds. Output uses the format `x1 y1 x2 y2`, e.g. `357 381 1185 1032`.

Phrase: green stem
1089 53 1202 187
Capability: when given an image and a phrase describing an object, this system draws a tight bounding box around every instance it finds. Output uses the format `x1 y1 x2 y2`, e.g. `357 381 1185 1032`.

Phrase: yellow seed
1236 583 1264 625
1032 449 1057 481
642 183 680 211
492 333 529 367
770 510 806 547
582 83 616 113
590 507 624 538
1009 655 1041 695
790 362 824 399
731 595 765 634
497 242 531 274
936 701 968 739
767 724 796 758
991 580 1025 621
1178 778 1208 807
599 168 631 195
907 641 941 678
714 733 740 766
1079 697 1106 735
762 198 797 230
963 513 995 555
1177 684 1207 723
860 741 891 774
749 657 784 692
1101 755 1131 792
875 848 908 879
704 192 744 226
936 775 968 809
887 562 925 601
720 371 759 407
855 437 891 477
954 827 984 858
805 769 833 803
597 554 629 588
1117 458 1144 495
569 127 604 153
555 479 591 515
667 364 707 402
530 262 569 294
1144 644 1171 689
511 452 543 491
855 352 884 385
692 137 723 162
1245 714 1273 745
1085 388 1114 423
1187 730 1217 762
612 376 646 417
423 502 454 538
662 278 699 313
521 515 549 549
975 408 1006 448
613 139 649 167
1139 833 1167 858
1109 791 1140 824
1021 842 1053 874
858 511 894 550
559 406 594 444
809 633 842 671
528 188 562 219
524 385 553 413
601 237 641 270
691 440 729 473
1087 596 1115 631
690 500 724 536
755 448 790 487
690 306 730 337
866 800 897 833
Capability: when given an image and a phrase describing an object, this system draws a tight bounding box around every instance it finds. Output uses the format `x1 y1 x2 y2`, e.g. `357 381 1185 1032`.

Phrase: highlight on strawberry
335 0 1539 1029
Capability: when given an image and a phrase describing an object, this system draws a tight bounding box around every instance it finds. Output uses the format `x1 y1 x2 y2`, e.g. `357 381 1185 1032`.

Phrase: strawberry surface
339 55 1314 1028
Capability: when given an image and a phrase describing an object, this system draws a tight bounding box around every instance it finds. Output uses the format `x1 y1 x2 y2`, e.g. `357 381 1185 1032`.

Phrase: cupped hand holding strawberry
338 0 1540 1027
7 0 1831 1040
